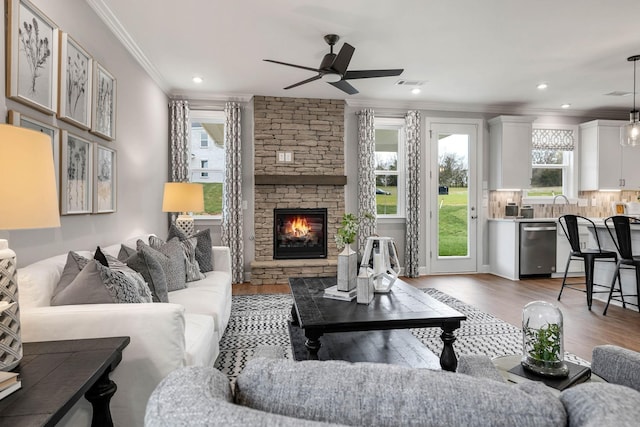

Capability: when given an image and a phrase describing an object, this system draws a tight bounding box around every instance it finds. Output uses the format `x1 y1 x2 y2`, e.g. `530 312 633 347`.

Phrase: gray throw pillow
52 252 91 301
50 259 152 306
151 235 204 282
124 244 169 303
168 224 213 272
141 238 186 292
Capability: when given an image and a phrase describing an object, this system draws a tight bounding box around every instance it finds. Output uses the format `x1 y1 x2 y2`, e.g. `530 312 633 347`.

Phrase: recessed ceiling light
561 103 571 109
192 76 203 84
411 88 421 95
537 83 548 90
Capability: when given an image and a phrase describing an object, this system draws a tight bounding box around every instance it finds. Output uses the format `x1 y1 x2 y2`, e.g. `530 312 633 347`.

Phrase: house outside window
189 110 225 216
374 118 405 217
524 126 577 200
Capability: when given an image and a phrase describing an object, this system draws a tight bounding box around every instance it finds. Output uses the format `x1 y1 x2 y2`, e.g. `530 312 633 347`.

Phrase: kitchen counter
489 217 559 222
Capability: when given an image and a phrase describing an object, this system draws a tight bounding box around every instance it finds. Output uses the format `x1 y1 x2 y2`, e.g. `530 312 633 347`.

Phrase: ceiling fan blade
284 74 322 90
331 43 355 75
343 69 404 80
329 79 359 95
263 59 320 73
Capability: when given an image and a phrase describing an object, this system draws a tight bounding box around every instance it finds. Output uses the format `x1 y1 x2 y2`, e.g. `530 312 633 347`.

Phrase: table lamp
0 124 60 371
162 182 204 235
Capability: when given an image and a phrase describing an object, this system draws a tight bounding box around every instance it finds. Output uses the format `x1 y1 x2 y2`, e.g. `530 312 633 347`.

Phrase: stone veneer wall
251 96 346 285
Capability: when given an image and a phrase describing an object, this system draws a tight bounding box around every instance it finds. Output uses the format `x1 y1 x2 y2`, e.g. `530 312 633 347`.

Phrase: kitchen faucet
552 194 570 216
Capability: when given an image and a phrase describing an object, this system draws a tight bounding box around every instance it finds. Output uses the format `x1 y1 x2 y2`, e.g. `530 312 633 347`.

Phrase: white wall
0 0 169 266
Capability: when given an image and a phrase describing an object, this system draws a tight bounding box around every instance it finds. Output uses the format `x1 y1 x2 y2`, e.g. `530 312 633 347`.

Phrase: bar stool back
557 215 619 310
604 215 640 315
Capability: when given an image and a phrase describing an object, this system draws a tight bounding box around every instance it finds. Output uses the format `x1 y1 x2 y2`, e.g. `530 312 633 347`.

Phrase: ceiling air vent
395 80 425 86
605 91 632 96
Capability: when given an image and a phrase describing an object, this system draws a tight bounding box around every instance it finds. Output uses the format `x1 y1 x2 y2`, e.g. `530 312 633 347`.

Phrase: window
525 127 577 199
374 118 405 217
189 110 225 216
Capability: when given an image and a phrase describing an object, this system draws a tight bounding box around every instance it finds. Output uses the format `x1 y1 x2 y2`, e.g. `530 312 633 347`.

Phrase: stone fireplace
251 96 346 285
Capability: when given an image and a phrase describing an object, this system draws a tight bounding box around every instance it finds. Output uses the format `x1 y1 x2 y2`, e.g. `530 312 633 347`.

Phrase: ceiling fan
263 34 404 95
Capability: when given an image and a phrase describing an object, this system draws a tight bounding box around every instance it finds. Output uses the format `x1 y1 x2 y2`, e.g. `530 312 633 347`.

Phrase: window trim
374 117 406 218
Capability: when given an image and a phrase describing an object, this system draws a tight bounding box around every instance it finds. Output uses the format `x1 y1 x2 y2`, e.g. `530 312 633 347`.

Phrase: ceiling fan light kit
264 34 403 95
624 55 640 147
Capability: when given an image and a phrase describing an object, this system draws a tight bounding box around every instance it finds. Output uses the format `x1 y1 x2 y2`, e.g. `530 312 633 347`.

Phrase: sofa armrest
592 345 640 392
21 303 188 427
212 246 232 273
457 355 506 383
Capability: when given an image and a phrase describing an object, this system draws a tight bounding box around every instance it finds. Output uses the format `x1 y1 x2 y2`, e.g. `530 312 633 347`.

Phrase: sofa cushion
235 358 567 427
168 224 213 272
50 259 152 305
139 239 186 292
560 382 640 427
122 244 169 303
150 235 204 283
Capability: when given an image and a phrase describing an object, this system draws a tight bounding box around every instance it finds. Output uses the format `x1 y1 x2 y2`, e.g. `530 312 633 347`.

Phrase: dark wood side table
0 336 130 427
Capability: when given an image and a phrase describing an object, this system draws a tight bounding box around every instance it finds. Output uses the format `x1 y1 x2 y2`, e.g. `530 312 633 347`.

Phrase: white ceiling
89 0 640 116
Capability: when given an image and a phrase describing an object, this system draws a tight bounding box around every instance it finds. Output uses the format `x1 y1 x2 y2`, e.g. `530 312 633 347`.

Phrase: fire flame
285 216 311 237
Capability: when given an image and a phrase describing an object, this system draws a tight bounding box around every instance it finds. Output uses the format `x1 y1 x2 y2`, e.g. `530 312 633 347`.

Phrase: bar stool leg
604 261 623 315
557 256 573 301
585 256 596 310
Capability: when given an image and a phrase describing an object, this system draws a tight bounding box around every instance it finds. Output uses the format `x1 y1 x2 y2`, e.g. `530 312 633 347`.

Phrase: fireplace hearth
273 208 327 259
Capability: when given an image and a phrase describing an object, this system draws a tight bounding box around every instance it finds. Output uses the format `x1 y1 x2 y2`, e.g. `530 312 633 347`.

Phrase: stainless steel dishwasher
519 222 557 277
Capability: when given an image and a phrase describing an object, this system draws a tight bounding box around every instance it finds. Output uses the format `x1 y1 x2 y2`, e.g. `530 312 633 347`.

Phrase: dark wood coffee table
0 336 130 427
289 277 466 371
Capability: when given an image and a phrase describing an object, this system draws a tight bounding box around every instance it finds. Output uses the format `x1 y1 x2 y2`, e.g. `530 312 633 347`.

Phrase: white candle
374 251 384 274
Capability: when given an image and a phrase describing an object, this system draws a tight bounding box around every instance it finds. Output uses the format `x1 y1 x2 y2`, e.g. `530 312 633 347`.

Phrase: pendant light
623 55 640 147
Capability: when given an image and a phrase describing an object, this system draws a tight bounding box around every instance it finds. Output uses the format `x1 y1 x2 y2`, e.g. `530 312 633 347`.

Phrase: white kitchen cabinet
488 115 536 190
489 219 519 280
579 119 640 190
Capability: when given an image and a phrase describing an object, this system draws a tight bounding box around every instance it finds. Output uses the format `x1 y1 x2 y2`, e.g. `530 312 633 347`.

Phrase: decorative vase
521 301 569 378
337 244 357 292
356 268 374 304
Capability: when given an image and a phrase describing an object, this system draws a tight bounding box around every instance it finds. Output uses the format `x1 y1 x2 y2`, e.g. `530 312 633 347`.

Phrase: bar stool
603 215 640 315
557 215 619 310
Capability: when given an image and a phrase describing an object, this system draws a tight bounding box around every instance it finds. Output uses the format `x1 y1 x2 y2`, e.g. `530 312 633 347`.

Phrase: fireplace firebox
273 208 327 259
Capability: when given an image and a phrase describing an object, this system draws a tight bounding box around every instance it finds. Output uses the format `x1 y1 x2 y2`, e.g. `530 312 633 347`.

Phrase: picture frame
7 110 60 197
58 32 92 129
6 0 59 114
91 62 116 140
94 144 117 213
60 130 93 215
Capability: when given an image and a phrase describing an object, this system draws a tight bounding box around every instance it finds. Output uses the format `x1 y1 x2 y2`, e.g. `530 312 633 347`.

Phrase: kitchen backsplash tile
489 190 640 218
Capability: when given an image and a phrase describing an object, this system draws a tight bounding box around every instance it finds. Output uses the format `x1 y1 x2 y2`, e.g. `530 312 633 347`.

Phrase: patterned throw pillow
151 235 204 282
143 238 187 292
168 224 214 273
122 244 169 303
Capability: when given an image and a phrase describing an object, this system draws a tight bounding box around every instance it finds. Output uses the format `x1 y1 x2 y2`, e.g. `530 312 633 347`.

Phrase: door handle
471 216 478 219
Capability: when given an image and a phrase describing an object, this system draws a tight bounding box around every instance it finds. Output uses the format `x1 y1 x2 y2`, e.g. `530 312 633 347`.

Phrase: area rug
213 288 587 383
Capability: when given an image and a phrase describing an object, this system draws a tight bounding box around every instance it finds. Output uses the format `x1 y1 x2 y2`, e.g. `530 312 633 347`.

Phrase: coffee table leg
290 305 299 326
304 330 322 360
440 326 458 372
85 369 117 427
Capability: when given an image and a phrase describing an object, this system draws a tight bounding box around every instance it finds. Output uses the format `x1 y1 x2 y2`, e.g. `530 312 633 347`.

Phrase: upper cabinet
579 120 640 190
488 115 536 190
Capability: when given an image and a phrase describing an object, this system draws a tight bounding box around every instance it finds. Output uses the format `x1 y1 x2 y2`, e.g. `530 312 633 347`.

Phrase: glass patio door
428 120 479 273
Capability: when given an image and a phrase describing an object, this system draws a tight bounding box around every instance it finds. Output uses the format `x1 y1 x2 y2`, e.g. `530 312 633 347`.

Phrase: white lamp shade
162 182 204 213
0 124 60 230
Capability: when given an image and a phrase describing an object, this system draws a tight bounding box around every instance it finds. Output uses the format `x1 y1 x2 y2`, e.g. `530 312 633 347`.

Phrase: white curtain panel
404 110 421 277
221 102 244 284
169 100 190 182
357 108 377 253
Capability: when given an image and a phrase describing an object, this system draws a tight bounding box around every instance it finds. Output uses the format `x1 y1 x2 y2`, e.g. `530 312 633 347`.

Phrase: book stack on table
0 371 20 400
508 361 591 391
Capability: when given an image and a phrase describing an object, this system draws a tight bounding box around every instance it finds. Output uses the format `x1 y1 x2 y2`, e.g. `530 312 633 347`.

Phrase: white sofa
17 234 232 427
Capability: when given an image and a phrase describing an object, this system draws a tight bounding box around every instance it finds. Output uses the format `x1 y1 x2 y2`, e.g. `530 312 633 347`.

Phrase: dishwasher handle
522 226 557 232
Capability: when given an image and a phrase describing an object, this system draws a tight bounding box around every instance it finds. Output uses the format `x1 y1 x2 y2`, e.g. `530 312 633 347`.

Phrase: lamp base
175 215 195 236
0 239 22 371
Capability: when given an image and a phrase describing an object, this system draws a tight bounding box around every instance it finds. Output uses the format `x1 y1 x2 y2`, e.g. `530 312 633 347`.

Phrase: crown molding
85 0 170 94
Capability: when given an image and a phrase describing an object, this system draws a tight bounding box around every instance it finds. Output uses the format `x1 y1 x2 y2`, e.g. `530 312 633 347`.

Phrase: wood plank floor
232 274 640 362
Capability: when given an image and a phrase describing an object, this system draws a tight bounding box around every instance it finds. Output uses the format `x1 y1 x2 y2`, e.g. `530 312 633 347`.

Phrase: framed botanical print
60 131 93 215
7 110 60 196
91 62 117 140
6 0 59 114
94 144 117 213
58 32 92 129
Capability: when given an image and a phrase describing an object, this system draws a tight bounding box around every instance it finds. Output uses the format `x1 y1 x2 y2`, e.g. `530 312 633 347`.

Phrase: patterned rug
213 288 587 383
